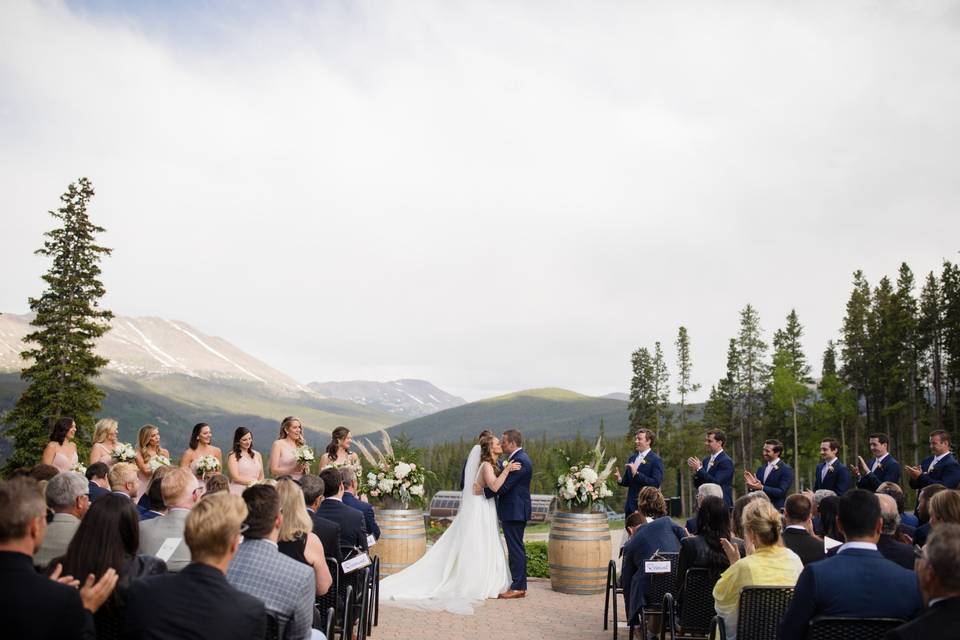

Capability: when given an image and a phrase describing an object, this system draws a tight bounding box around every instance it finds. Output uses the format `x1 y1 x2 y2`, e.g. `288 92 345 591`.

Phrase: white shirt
763 459 781 482
930 452 950 470
837 541 878 554
785 524 807 532
870 453 889 472
708 449 723 467
821 458 837 481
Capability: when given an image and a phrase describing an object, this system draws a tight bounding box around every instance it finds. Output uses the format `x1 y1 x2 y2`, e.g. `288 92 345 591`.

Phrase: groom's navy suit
485 447 533 592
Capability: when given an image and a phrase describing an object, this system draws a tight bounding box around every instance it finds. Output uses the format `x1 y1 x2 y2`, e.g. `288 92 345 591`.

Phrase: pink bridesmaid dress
274 442 304 481
52 447 79 474
230 454 264 495
91 443 117 467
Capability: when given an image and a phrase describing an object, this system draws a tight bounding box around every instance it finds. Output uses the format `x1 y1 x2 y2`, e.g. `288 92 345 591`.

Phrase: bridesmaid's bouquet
555 437 616 512
70 462 87 475
148 455 172 472
196 455 221 476
112 443 137 463
354 430 428 507
295 445 315 467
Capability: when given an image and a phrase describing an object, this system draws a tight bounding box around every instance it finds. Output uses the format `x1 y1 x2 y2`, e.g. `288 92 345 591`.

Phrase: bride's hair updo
479 435 502 476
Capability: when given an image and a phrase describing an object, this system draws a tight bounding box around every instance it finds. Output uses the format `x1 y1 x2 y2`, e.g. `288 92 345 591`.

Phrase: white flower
380 478 395 492
409 484 425 496
580 467 599 484
394 462 412 479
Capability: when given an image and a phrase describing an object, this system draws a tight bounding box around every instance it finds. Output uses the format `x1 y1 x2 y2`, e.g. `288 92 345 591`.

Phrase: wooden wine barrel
548 511 611 594
371 508 426 577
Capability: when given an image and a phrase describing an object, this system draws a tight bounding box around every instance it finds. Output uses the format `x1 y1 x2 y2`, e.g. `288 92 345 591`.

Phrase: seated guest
781 494 824 566
876 481 918 534
108 462 152 520
778 490 924 640
713 499 803 639
52 493 167 637
818 495 843 543
809 489 836 536
730 491 769 540
685 483 722 534
914 483 947 546
0 477 118 640
876 493 915 570
621 488 686 627
276 478 333 596
316 468 368 553
86 463 110 502
341 467 380 540
140 467 170 521
677 496 744 612
228 485 318 640
139 468 201 572
123 492 266 639
34 472 89 569
885 524 960 639
300 474 342 563
204 473 230 495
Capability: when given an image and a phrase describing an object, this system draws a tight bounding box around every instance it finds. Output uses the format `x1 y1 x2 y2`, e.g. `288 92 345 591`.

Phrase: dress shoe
498 590 526 599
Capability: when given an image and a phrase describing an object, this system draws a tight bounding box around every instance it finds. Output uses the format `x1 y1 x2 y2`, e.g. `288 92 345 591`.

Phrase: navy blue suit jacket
621 516 686 623
754 461 793 510
813 459 852 495
88 481 109 502
618 450 664 516
857 456 901 491
484 449 533 522
342 491 380 540
909 453 960 490
778 548 923 640
694 452 734 508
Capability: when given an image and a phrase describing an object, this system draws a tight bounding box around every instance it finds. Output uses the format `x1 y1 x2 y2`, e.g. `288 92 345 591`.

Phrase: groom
484 428 533 599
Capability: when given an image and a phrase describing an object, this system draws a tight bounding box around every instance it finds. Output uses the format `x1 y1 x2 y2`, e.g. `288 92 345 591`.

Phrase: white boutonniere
771 463 779 472
639 458 648 465
827 465 835 474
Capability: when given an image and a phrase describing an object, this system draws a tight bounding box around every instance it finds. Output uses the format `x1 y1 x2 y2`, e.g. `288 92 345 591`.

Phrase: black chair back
643 552 680 612
341 585 355 640
316 557 340 629
807 616 905 640
324 606 335 640
676 567 719 637
736 586 795 640
265 613 280 640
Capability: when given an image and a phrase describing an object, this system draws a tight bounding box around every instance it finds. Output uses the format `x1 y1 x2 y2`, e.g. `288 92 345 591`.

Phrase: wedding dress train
377 445 511 614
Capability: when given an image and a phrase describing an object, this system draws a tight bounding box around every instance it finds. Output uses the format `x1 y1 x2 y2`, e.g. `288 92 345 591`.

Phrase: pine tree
3 178 113 471
652 341 671 438
941 261 960 431
816 341 858 467
628 347 656 435
918 271 944 429
772 309 811 382
675 326 700 427
771 346 810 479
736 304 769 460
841 271 872 428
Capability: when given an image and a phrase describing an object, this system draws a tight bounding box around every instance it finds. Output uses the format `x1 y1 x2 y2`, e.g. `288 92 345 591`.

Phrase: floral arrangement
195 455 221 476
354 430 427 507
296 444 315 468
555 437 616 512
148 455 172 472
111 443 137 463
70 462 87 475
324 457 367 495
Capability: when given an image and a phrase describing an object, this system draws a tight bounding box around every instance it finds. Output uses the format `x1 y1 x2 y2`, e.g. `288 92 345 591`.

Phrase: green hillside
0 372 401 464
387 387 632 445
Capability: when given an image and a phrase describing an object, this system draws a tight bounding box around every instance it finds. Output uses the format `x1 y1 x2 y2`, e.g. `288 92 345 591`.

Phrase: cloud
2 1 959 401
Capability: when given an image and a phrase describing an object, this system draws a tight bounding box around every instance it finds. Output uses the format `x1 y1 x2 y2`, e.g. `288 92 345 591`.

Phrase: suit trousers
502 520 527 591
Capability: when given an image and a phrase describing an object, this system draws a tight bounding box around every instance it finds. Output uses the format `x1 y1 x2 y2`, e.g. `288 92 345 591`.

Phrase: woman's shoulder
211 445 223 456
43 441 58 452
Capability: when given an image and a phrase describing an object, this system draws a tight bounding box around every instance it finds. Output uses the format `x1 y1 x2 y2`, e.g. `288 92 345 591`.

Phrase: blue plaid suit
227 538 316 640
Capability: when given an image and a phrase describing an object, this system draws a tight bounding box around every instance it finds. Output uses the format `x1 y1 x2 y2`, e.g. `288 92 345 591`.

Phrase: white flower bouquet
70 462 87 475
111 443 137 463
195 455 221 476
148 455 172 472
354 430 428 507
295 445 315 468
555 437 616 512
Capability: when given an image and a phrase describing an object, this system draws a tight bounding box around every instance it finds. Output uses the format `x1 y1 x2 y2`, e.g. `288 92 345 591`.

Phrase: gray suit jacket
34 513 80 569
139 508 192 572
226 538 316 640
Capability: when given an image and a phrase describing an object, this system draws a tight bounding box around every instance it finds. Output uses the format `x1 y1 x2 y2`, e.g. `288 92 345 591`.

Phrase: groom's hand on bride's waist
472 482 484 495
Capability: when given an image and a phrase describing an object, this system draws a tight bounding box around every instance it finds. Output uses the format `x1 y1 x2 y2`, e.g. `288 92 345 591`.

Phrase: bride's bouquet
354 430 428 507
111 443 137 463
555 437 616 512
195 455 221 476
148 455 172 472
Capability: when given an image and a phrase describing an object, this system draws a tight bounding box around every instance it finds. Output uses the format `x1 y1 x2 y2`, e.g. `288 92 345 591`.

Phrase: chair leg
612 589 618 640
604 564 612 630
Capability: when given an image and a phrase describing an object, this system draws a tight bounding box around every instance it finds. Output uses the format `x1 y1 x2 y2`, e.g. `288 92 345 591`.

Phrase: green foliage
629 347 656 435
4 179 113 471
675 326 701 427
526 541 549 578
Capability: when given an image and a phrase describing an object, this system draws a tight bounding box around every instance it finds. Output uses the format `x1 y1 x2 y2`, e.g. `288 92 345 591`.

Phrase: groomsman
744 439 793 510
907 430 960 490
688 429 734 508
814 438 851 495
614 428 663 517
851 433 901 491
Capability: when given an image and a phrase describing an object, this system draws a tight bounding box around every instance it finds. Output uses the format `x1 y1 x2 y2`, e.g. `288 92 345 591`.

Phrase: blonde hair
276 478 313 541
930 490 960 525
185 492 247 561
161 467 196 505
108 462 138 491
741 498 782 548
93 418 118 445
138 424 159 458
278 416 304 444
637 486 667 518
479 435 501 477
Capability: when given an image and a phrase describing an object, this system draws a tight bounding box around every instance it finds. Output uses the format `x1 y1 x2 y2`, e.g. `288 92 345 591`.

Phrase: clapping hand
625 461 639 476
857 456 871 475
906 465 922 480
686 456 702 471
613 468 622 482
78 569 119 613
720 538 741 565
743 470 761 491
48 563 80 588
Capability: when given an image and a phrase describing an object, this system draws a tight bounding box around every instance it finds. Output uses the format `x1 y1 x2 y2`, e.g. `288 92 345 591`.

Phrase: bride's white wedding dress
377 445 511 614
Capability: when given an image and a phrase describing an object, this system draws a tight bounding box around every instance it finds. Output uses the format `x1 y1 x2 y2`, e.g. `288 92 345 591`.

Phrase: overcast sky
2 1 959 402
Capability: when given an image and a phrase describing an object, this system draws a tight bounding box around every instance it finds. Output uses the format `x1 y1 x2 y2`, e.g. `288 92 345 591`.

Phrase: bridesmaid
227 427 264 494
41 417 79 473
180 422 223 477
89 418 120 466
269 416 309 480
134 424 170 499
319 426 361 471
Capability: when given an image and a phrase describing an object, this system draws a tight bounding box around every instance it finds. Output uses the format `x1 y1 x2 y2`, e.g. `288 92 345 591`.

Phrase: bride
378 434 522 614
